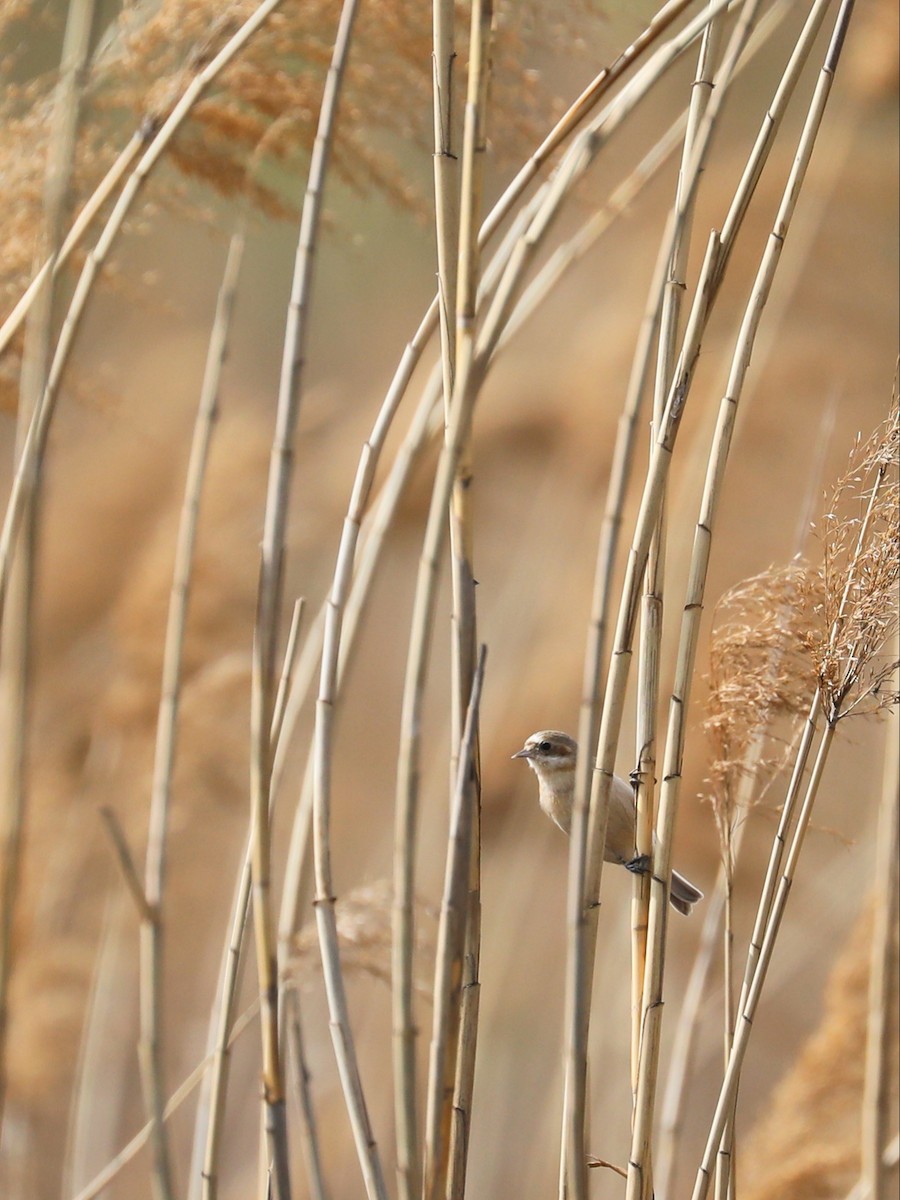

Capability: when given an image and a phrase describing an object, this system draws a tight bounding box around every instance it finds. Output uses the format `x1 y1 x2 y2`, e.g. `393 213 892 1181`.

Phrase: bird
512 730 703 916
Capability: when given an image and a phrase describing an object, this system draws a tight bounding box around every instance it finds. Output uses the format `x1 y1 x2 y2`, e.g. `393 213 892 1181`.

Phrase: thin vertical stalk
422 647 486 1200
254 5 359 1197
446 8 493 1191
632 6 727 1114
432 0 459 420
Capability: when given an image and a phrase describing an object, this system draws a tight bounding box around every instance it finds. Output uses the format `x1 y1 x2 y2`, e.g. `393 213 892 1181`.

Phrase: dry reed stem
432 0 459 423
591 0 791 830
0 0 288 624
252 6 360 1197
629 5 855 1190
0 0 98 1138
422 645 486 1200
860 645 899 1200
631 7 727 1116
446 8 492 1198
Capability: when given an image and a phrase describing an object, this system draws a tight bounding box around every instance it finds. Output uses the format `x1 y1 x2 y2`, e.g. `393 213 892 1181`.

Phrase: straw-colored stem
860 681 899 1200
422 647 486 1200
444 9 492 1199
631 8 727 1119
251 6 359 1197
0 0 287 625
284 989 329 1200
432 0 459 421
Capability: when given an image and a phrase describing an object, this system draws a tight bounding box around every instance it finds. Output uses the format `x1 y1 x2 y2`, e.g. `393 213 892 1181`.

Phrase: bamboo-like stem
284 988 329 1200
432 0 459 422
422 646 486 1200
253 6 359 1198
631 6 727 1118
392 7 459 1176
860 655 899 1200
140 222 244 1200
628 7 854 1188
446 10 492 1193
0 0 288 625
0 0 98 1138
575 0 820 814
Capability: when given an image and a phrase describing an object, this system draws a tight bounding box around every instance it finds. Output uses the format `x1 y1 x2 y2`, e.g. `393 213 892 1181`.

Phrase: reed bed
0 3 896 1199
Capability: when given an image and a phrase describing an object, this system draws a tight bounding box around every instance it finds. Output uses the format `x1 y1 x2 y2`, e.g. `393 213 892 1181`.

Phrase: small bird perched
512 730 703 916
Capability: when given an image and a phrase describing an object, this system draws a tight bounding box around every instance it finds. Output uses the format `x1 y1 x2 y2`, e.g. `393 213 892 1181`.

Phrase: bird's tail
670 870 704 916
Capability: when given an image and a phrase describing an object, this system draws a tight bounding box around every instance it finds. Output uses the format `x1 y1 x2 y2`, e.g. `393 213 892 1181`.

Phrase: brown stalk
445 7 492 1199
422 646 487 1200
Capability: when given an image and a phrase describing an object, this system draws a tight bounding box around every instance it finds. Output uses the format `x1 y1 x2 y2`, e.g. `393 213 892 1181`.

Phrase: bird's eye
539 740 552 754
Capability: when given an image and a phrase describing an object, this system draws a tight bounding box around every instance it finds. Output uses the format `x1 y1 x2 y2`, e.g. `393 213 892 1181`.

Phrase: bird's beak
511 746 533 760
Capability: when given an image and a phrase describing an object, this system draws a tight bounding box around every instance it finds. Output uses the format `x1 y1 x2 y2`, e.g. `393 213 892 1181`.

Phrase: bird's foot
625 854 651 876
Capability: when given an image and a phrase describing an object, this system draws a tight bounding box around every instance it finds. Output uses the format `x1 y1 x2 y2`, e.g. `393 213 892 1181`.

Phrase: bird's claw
625 854 651 876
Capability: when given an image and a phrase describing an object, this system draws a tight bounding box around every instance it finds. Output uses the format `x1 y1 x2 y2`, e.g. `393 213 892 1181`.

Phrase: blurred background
0 2 897 1198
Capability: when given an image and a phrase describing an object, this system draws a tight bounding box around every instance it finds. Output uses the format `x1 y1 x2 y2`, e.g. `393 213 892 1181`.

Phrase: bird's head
511 730 577 779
